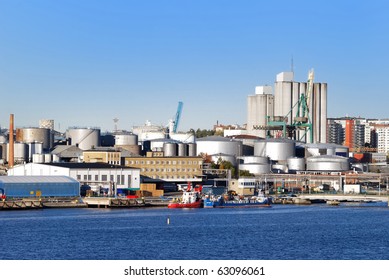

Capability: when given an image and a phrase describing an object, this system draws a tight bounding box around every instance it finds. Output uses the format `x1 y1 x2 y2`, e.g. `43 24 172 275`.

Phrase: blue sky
0 0 388 132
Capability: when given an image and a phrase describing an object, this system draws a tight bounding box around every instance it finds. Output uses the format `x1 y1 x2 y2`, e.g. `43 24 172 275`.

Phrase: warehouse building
0 176 80 198
7 162 140 195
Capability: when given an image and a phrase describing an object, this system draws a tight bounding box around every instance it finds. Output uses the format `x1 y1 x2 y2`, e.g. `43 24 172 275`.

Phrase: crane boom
173 101 183 133
305 69 314 117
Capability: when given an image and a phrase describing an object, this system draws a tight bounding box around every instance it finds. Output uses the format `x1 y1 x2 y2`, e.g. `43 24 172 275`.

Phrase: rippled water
1 203 388 260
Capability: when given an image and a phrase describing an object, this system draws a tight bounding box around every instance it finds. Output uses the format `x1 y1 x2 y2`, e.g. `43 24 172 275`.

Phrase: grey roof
0 176 78 183
51 145 83 158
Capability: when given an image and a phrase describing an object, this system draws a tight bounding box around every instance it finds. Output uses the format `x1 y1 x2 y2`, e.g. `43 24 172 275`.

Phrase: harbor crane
264 69 315 143
172 101 183 133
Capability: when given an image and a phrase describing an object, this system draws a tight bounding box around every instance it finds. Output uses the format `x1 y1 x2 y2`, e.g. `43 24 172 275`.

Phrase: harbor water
1 203 389 260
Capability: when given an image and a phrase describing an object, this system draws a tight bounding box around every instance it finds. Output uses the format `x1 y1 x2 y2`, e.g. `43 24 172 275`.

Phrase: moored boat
167 183 203 209
204 193 271 208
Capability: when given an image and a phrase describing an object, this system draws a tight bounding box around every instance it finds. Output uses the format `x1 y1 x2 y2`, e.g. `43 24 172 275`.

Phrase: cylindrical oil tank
241 156 269 164
44 153 52 163
254 139 295 161
1 143 6 160
188 143 197 156
177 143 188 157
196 136 242 158
211 153 237 166
33 153 45 163
7 142 28 162
287 157 306 171
0 134 6 143
28 142 43 161
306 155 350 171
16 127 52 150
163 142 177 157
305 143 336 157
239 163 271 175
66 128 101 150
115 133 138 146
53 154 60 163
272 164 288 173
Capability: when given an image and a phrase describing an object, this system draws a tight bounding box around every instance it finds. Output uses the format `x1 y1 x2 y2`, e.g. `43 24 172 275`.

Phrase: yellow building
124 152 203 182
83 149 121 165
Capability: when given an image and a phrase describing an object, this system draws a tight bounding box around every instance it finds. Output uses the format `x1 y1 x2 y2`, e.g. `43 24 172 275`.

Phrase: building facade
124 153 203 183
8 162 140 191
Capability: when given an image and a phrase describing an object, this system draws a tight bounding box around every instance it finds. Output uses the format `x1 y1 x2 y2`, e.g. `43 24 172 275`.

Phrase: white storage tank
16 127 52 150
306 155 350 171
44 153 52 163
196 136 242 158
272 164 288 173
163 142 177 157
7 142 28 163
115 133 138 146
28 142 43 161
33 153 45 163
240 156 269 164
254 139 295 161
66 127 101 150
287 157 306 172
239 163 271 175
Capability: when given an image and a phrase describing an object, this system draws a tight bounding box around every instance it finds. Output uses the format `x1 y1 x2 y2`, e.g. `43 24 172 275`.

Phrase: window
77 175 81 180
127 175 131 187
83 175 87 180
110 175 114 182
102 175 107 181
95 175 98 181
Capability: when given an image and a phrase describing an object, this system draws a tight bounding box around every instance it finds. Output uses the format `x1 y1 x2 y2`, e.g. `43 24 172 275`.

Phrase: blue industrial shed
0 176 80 198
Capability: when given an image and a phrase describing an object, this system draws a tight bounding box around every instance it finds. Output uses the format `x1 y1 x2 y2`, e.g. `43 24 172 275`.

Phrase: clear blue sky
0 0 388 132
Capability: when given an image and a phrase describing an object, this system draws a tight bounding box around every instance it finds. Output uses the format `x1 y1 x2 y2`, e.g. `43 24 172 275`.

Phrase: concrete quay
298 194 388 203
82 197 147 208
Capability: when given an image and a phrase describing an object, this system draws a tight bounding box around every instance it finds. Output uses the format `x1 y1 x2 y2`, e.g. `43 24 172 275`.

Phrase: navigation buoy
167 217 170 225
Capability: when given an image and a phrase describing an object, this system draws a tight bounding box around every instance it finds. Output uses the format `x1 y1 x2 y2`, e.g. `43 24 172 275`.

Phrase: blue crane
173 101 183 133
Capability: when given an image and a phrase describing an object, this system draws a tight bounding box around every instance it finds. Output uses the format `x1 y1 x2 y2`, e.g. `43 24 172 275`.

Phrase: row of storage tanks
194 137 350 175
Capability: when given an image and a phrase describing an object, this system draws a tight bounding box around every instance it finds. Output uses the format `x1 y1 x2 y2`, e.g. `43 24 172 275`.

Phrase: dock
82 197 146 208
0 199 43 210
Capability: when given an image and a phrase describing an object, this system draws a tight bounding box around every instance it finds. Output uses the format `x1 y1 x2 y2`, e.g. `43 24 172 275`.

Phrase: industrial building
124 152 203 183
246 70 327 143
0 176 80 198
7 162 141 195
83 148 121 165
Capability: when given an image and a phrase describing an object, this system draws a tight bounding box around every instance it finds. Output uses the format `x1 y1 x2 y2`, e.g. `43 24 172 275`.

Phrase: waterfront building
7 162 141 194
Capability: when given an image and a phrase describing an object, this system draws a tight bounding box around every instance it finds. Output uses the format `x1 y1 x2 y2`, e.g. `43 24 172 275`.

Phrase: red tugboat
167 183 203 209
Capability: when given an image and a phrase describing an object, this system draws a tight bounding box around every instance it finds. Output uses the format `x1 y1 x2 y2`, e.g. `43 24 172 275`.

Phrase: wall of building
124 156 203 182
